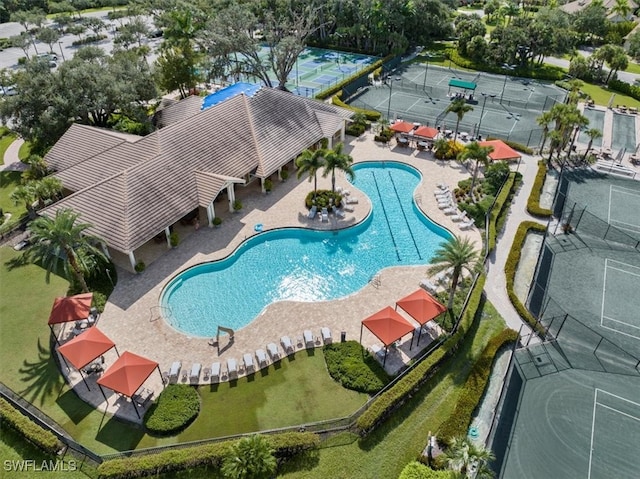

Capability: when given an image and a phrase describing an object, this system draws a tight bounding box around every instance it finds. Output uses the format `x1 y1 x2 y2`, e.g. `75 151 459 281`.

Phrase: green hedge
323 341 390 393
97 432 320 478
0 398 61 455
484 136 534 155
315 54 395 100
304 189 343 211
505 221 547 335
143 385 200 436
332 91 381 121
355 275 486 435
346 123 366 137
527 161 553 217
398 461 456 478
488 172 517 254
608 78 640 102
436 328 519 442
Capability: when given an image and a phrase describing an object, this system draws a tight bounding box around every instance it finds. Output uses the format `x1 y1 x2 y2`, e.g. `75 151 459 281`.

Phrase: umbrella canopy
479 140 521 162
98 351 158 397
414 126 438 139
57 327 116 370
396 289 447 325
390 120 415 134
362 306 415 346
48 293 93 325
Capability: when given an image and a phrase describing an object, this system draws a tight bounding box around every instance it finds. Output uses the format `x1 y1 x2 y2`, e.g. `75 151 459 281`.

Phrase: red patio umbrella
360 306 415 365
396 289 447 346
390 120 415 134
48 293 94 345
414 126 438 139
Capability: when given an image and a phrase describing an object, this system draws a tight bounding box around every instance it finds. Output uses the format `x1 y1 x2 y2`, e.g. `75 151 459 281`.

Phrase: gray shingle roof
42 87 352 253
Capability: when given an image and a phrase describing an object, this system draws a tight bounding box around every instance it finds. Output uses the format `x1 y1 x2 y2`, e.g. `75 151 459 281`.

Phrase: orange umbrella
396 289 446 345
360 306 415 365
390 120 415 134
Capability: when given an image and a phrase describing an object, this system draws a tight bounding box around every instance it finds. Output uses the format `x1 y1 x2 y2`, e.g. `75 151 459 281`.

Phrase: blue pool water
161 162 453 337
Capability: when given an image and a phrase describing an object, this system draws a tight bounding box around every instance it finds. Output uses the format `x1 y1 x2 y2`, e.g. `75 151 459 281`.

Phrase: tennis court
608 185 640 235
347 62 566 147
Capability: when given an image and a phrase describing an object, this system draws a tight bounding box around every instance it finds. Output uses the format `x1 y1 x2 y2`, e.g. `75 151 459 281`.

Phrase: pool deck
57 132 482 423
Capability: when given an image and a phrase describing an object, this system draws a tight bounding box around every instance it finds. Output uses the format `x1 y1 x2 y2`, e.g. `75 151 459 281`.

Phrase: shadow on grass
4 252 30 271
95 414 145 451
55 388 94 424
18 338 66 407
278 448 321 473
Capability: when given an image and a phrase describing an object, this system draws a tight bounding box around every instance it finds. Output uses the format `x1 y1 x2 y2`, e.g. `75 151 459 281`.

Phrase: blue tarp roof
201 82 262 111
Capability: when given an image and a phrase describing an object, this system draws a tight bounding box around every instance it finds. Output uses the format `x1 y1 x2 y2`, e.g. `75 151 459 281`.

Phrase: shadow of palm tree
18 338 66 407
4 252 30 271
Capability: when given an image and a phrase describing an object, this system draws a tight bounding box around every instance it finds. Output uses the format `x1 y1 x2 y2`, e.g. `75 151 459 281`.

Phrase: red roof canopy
414 126 438 139
48 293 93 325
478 140 521 161
390 120 415 133
396 289 447 325
97 351 158 397
57 327 115 370
362 306 415 347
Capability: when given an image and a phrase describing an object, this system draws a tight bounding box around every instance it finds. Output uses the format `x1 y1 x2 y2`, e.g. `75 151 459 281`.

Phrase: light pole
476 92 496 139
386 77 394 120
58 41 65 61
500 64 517 104
422 52 433 90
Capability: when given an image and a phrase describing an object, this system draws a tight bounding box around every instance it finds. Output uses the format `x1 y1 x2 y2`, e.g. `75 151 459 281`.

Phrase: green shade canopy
448 78 477 91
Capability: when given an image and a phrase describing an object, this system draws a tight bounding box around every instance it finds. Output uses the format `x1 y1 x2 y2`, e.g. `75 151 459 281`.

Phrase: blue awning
448 79 477 91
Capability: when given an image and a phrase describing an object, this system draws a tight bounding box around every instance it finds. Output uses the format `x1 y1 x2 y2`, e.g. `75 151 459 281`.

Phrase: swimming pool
161 161 453 337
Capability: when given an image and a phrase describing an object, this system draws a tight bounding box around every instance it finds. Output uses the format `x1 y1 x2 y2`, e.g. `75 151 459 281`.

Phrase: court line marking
608 186 613 225
609 218 640 229
611 185 640 195
588 389 640 479
607 258 640 272
600 259 640 338
609 185 640 231
602 316 640 330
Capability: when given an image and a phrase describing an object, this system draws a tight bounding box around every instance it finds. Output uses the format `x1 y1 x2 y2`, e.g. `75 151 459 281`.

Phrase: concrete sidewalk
1 137 27 172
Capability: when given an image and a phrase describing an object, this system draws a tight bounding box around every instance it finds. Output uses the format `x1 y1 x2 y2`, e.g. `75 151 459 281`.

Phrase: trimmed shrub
488 172 517 253
399 461 456 478
304 189 343 211
143 385 200 436
437 328 519 442
355 275 486 435
332 91 381 121
323 341 390 393
0 398 61 455
71 34 108 46
527 161 553 217
505 222 547 335
374 128 394 143
484 136 534 155
97 432 319 478
608 78 640 101
346 122 366 137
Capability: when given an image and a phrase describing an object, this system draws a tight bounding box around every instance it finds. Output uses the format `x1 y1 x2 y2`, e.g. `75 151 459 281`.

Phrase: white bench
594 161 635 177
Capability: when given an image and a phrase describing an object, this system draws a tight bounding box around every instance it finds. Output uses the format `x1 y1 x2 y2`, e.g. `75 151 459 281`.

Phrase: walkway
1 137 26 172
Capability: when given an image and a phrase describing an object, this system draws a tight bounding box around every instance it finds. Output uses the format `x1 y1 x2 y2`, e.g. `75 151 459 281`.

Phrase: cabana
57 327 119 391
97 351 163 419
479 139 522 162
48 293 94 345
414 126 439 140
395 289 447 346
448 78 477 93
360 306 415 366
390 120 415 134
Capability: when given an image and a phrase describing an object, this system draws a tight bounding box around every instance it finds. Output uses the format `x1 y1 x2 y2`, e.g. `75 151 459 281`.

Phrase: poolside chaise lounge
211 362 221 382
227 358 237 377
189 363 201 383
342 203 355 212
169 361 181 382
345 196 359 204
303 330 314 348
243 353 254 373
438 202 453 210
281 336 294 355
419 279 437 294
255 349 267 366
267 342 280 360
336 209 346 219
308 205 317 219
321 327 332 344
321 207 328 222
459 219 475 230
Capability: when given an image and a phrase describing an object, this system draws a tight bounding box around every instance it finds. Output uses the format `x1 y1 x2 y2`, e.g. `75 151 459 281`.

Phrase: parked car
1 85 17 96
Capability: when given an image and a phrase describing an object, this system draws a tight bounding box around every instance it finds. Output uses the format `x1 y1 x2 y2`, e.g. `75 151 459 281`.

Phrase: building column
227 184 236 212
101 242 111 259
340 123 346 142
327 136 333 149
260 177 266 193
206 203 215 227
165 227 171 249
128 251 136 271
277 167 283 181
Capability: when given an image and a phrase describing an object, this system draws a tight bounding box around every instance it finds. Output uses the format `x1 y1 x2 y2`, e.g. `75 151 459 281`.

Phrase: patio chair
419 279 437 294
434 187 450 195
307 205 317 219
438 202 453 210
243 353 254 373
211 362 221 382
267 342 280 360
227 358 237 378
255 349 268 366
321 208 329 222
451 212 468 222
342 204 355 212
321 327 332 344
443 207 457 215
346 196 359 204
189 363 201 383
280 336 294 355
459 219 475 230
336 209 346 219
169 361 181 382
303 330 314 348
369 344 386 362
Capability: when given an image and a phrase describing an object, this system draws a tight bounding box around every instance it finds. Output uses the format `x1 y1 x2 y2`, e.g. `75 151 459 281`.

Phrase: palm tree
21 154 49 182
446 98 474 142
322 142 355 192
443 435 496 477
611 0 631 20
582 128 602 161
296 148 326 199
427 235 480 310
457 141 494 201
221 435 276 479
10 184 37 218
536 111 554 154
27 208 107 293
33 177 63 209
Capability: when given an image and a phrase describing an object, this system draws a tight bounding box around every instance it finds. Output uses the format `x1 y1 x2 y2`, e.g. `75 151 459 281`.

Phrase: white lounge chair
342 204 355 212
336 186 343 193
321 327 332 344
459 219 475 230
267 342 280 360
243 353 254 373
336 209 346 218
281 336 294 355
255 349 267 366
342 189 351 196
370 344 386 361
438 202 453 210
451 212 467 222
169 361 181 381
434 270 450 284
443 208 457 215
437 183 448 190
307 205 317 219
419 279 437 294
434 188 450 195
321 208 328 222
303 330 314 348
211 362 221 382
189 363 201 383
227 358 237 377
346 196 359 204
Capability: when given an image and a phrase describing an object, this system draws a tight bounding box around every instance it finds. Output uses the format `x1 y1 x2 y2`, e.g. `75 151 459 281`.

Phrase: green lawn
0 133 16 166
18 140 31 161
580 82 640 108
0 171 27 232
624 61 640 75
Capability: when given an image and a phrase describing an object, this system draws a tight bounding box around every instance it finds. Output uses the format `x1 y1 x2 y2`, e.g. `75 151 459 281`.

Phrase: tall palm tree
296 148 326 199
582 128 602 161
21 154 49 182
444 436 496 477
322 142 355 192
611 0 631 20
536 110 554 154
446 98 474 142
427 235 480 310
457 141 494 200
33 177 63 209
10 184 37 218
27 208 107 293
221 435 276 479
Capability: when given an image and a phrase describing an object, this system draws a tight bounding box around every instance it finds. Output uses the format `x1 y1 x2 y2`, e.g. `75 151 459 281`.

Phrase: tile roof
43 88 352 253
